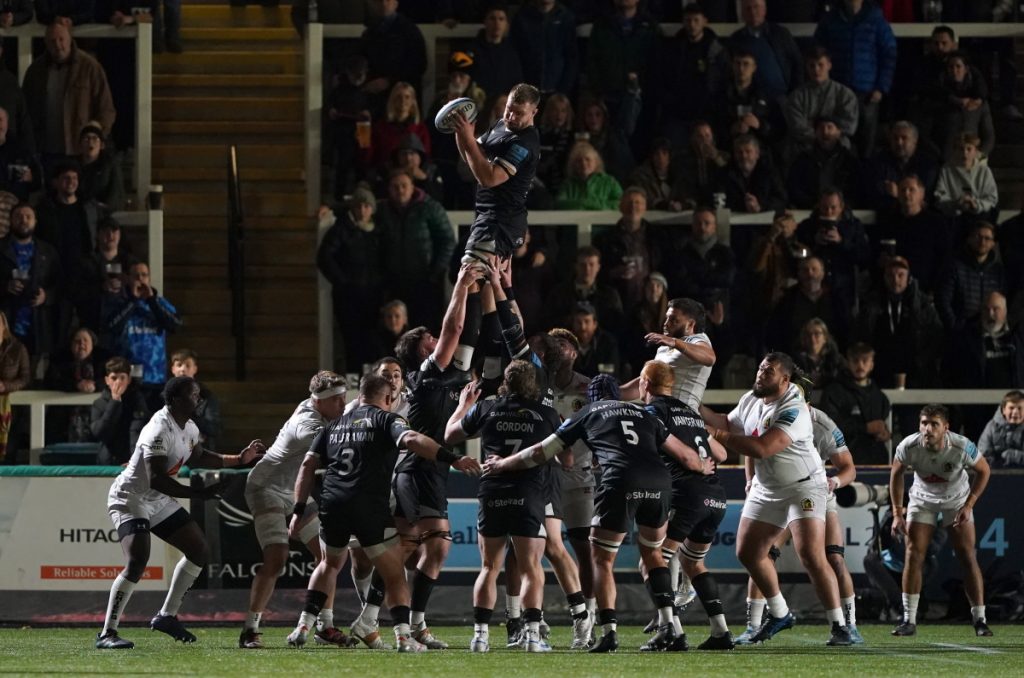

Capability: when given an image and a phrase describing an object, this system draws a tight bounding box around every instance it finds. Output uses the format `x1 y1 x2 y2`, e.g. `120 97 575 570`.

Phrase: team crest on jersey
352 418 371 428
572 398 585 412
514 408 545 421
151 436 164 451
801 498 814 511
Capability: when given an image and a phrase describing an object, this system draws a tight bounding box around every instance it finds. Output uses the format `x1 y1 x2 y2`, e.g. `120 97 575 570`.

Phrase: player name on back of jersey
329 428 376 444
671 413 703 429
595 402 644 420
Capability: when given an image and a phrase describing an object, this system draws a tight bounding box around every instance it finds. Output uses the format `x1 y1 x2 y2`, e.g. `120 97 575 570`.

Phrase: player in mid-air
285 373 481 652
445 360 566 652
96 376 265 649
239 371 351 649
736 406 861 644
450 82 540 271
890 404 993 637
485 374 708 653
639 360 732 650
701 353 853 646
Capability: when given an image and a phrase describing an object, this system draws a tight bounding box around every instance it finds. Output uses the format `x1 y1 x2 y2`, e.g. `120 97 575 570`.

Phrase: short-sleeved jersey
311 403 412 503
727 384 822 489
460 395 561 494
895 431 981 502
345 389 409 418
399 355 470 474
810 406 850 466
556 399 670 488
645 395 719 489
655 333 713 411
246 399 326 492
473 120 540 231
552 371 594 490
110 407 199 501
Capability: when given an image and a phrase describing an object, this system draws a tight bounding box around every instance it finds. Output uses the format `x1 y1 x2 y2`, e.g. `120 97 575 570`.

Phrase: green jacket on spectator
556 172 623 211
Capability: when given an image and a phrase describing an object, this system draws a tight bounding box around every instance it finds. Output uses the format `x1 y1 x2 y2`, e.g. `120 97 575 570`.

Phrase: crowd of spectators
316 0 1024 453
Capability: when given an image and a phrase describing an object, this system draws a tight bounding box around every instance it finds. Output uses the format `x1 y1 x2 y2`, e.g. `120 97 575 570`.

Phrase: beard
752 381 775 398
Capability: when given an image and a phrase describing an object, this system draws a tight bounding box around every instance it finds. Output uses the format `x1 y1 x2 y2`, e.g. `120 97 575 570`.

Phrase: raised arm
434 263 477 370
452 113 511 189
445 381 482 445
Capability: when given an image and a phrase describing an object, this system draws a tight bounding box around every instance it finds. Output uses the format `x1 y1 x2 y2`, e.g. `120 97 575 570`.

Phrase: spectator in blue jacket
729 0 803 102
511 0 579 96
814 0 897 157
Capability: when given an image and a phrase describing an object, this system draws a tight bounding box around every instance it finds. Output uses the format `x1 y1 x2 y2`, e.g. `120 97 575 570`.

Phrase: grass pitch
0 624 1020 677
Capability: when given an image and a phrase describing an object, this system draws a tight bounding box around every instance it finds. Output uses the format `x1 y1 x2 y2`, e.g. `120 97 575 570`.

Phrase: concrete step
162 215 309 232
161 190 307 216
154 144 303 168
155 73 302 88
155 168 305 185
164 232 315 265
173 286 317 315
154 120 304 136
153 97 302 121
180 4 293 27
154 51 303 75
166 263 314 285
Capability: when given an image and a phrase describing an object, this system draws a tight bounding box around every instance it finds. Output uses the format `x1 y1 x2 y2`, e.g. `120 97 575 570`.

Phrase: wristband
436 447 459 464
502 286 515 301
292 502 306 518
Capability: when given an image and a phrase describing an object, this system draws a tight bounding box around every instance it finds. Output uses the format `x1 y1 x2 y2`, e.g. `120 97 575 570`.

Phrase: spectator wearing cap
786 117 862 209
356 0 427 116
855 254 942 388
571 301 622 379
316 187 389 372
655 3 725 148
548 245 624 334
814 0 897 157
728 0 803 101
370 81 431 175
75 215 137 336
22 22 116 157
511 0 579 96
783 46 859 159
427 50 485 206
715 134 786 214
874 174 953 295
0 105 41 202
375 133 443 203
594 186 656 309
627 138 683 211
77 122 124 212
470 4 523 101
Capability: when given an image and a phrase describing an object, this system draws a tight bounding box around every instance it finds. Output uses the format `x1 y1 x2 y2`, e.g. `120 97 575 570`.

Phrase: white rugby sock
842 595 857 627
826 607 845 625
103 574 136 634
747 597 766 629
411 611 425 627
159 558 203 616
394 622 411 639
710 614 729 636
506 594 522 619
657 606 674 626
971 605 986 623
299 610 317 630
245 611 262 632
903 593 920 624
766 593 789 619
672 615 683 635
360 603 381 625
317 608 334 629
354 574 373 604
474 623 489 640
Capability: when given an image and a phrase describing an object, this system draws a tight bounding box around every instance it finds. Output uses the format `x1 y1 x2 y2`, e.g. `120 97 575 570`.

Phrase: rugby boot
974 620 994 637
734 626 759 645
539 616 551 641
525 631 551 653
286 624 309 648
640 624 680 652
150 614 197 643
826 622 853 646
697 632 735 650
570 612 593 649
396 634 428 653
238 628 264 649
351 617 391 649
848 626 865 644
676 577 697 612
470 634 490 652
588 629 619 653
96 630 134 649
891 621 917 637
642 616 659 634
750 611 795 643
315 626 357 647
506 616 524 648
412 625 449 649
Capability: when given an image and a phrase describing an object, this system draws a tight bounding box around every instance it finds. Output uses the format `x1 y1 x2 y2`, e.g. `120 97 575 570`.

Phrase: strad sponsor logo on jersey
487 497 526 508
625 490 662 500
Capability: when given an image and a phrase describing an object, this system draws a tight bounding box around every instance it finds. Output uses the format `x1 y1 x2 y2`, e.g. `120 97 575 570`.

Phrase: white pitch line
930 642 1003 655
788 635 987 668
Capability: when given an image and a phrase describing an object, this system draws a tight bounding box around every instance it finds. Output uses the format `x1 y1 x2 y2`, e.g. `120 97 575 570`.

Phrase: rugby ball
434 97 478 134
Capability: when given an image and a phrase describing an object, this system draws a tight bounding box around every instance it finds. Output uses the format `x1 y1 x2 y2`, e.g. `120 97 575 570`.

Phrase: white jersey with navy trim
552 371 594 490
247 398 328 493
895 431 981 502
810 406 850 464
109 406 199 502
655 332 713 410
728 384 823 489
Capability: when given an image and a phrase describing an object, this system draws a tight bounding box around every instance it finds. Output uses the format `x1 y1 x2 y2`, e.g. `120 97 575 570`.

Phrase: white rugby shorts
741 475 828 528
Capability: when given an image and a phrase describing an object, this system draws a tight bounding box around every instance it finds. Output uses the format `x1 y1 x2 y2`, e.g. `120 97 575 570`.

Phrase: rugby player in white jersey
890 404 993 637
736 406 861 644
701 352 852 646
238 371 350 649
622 297 715 611
96 375 265 649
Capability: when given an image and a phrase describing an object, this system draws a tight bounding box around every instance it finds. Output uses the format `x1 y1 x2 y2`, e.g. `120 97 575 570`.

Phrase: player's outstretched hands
450 109 474 140
459 380 482 408
456 261 479 288
498 256 512 289
239 439 266 465
453 455 482 476
482 454 507 475
891 512 907 538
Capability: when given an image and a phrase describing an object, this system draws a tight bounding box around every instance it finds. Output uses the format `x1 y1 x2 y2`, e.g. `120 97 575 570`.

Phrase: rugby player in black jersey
286 373 480 653
485 374 710 653
445 360 572 652
639 360 734 651
390 263 481 649
451 83 541 270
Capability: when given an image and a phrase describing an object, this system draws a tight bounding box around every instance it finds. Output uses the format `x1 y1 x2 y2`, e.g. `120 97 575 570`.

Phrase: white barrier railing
0 22 152 207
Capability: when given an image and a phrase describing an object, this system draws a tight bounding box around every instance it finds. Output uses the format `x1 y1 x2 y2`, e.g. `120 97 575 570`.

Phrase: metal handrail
227 145 246 380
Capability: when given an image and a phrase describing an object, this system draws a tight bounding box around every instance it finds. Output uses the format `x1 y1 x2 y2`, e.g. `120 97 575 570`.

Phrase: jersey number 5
621 421 639 445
